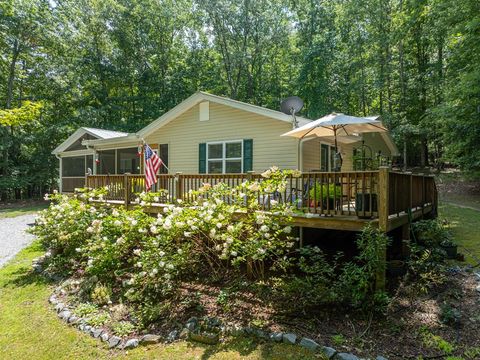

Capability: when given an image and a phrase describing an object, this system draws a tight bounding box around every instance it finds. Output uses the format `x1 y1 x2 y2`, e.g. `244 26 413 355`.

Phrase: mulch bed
142 268 480 359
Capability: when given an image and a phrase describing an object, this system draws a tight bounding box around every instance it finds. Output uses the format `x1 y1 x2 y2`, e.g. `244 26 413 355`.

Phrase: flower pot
441 244 458 259
387 260 406 277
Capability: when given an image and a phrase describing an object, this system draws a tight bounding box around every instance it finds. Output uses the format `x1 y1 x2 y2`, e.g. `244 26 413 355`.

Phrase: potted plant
309 183 342 210
440 239 458 259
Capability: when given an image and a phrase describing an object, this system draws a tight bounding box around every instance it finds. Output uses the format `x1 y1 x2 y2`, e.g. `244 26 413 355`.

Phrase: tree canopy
1 0 479 199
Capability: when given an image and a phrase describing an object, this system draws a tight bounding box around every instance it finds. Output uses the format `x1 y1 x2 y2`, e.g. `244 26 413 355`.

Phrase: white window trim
206 140 243 174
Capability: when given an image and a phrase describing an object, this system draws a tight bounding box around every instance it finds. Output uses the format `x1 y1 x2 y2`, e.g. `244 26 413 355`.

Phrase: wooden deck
80 167 437 233
78 168 437 290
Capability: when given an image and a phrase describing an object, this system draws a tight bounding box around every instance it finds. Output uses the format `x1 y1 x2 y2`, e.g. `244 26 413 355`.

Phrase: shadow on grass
185 336 298 360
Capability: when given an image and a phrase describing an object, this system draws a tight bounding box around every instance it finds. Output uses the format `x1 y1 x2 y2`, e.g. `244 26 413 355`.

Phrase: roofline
52 128 92 154
137 91 311 138
82 133 140 147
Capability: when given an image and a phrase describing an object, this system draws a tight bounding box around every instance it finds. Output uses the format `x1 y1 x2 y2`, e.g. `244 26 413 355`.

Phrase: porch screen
62 156 85 177
117 148 140 174
97 150 115 174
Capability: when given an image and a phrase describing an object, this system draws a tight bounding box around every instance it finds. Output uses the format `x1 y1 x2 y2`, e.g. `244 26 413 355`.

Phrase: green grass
439 202 480 265
0 204 48 219
0 242 320 360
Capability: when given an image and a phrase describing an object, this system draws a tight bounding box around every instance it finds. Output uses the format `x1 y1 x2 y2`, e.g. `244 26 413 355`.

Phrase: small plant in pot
309 183 342 211
440 239 458 259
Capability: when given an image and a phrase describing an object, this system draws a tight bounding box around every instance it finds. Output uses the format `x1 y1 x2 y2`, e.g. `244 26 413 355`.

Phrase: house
52 92 399 192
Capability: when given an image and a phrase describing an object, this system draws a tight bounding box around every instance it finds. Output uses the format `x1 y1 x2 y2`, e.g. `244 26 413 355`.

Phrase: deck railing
83 168 436 221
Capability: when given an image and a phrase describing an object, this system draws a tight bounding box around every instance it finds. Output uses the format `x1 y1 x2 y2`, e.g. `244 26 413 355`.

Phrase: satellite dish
280 96 304 128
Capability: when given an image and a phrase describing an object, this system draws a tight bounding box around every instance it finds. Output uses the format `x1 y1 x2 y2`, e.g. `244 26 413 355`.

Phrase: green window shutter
243 139 253 172
199 143 206 173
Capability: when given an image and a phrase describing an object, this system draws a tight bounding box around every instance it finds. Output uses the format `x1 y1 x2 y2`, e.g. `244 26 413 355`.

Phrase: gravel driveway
0 214 37 268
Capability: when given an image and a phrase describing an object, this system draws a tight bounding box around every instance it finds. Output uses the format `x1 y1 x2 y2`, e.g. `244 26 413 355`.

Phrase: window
117 147 140 174
207 141 242 173
320 144 337 171
96 150 115 174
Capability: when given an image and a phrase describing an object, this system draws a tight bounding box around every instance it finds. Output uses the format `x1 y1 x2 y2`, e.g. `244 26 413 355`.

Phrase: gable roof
52 127 128 154
136 91 311 138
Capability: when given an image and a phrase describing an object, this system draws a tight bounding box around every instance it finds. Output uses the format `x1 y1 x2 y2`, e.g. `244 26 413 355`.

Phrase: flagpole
141 138 170 172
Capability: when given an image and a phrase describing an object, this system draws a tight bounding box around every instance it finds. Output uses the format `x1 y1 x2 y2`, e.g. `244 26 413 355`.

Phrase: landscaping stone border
35 256 390 359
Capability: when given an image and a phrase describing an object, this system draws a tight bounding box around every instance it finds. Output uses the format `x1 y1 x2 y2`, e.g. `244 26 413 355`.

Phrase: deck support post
376 166 390 291
175 172 183 201
124 174 130 207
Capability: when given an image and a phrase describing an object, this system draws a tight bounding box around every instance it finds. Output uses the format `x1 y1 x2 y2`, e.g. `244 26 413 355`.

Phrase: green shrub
73 303 98 318
112 321 136 336
91 283 112 305
412 219 453 247
309 182 342 202
85 312 110 327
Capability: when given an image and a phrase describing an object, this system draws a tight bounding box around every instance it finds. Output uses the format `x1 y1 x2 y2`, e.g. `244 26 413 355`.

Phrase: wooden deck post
124 174 130 207
376 166 390 291
175 172 183 201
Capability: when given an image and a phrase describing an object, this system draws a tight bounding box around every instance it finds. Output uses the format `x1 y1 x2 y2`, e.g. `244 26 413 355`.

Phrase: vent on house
199 101 209 121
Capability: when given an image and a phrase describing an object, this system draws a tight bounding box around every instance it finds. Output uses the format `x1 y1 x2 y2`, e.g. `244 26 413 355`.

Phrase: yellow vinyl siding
145 102 299 173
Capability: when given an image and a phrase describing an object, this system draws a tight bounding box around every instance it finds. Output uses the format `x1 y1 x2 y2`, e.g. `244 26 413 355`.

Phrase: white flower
184 231 191 237
86 227 94 233
131 219 138 226
112 209 119 216
116 237 124 245
231 251 238 256
75 248 82 253
53 189 58 194
264 233 271 239
164 273 171 280
283 226 292 234
210 228 216 237
177 249 183 255
138 228 146 233
151 268 158 275
176 199 183 204
150 226 158 234
166 264 174 270
218 214 225 220
87 259 93 266
260 225 269 233
136 262 142 268
216 222 223 229
133 249 141 256
257 248 266 255
153 196 160 202
114 220 122 227
226 237 233 244
163 219 172 230
140 201 146 207
159 251 165 257
159 261 165 267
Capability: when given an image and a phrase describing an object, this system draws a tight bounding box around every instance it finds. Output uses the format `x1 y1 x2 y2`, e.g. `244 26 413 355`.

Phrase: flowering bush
31 167 299 319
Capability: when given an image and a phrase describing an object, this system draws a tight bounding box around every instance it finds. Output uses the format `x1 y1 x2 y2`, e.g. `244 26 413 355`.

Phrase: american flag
144 144 162 190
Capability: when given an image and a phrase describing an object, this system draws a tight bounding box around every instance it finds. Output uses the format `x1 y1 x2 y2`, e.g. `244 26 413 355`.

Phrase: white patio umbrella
281 113 387 170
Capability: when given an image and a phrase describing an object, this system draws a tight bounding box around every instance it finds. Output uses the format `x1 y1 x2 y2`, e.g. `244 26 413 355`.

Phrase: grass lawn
0 203 48 219
439 202 480 266
0 242 319 360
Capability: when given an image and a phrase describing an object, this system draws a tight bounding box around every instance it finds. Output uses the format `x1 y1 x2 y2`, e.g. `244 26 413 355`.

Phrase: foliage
439 303 461 326
308 183 342 202
73 303 98 318
419 326 455 355
1 0 480 201
412 220 454 247
406 244 447 294
112 321 136 337
30 168 299 324
276 224 390 311
85 312 110 327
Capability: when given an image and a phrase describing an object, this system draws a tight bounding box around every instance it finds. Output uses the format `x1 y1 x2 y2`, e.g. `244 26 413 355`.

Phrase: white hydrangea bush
31 167 299 302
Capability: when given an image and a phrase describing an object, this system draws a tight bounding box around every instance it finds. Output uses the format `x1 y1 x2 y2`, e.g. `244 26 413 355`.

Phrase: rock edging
38 257 389 358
